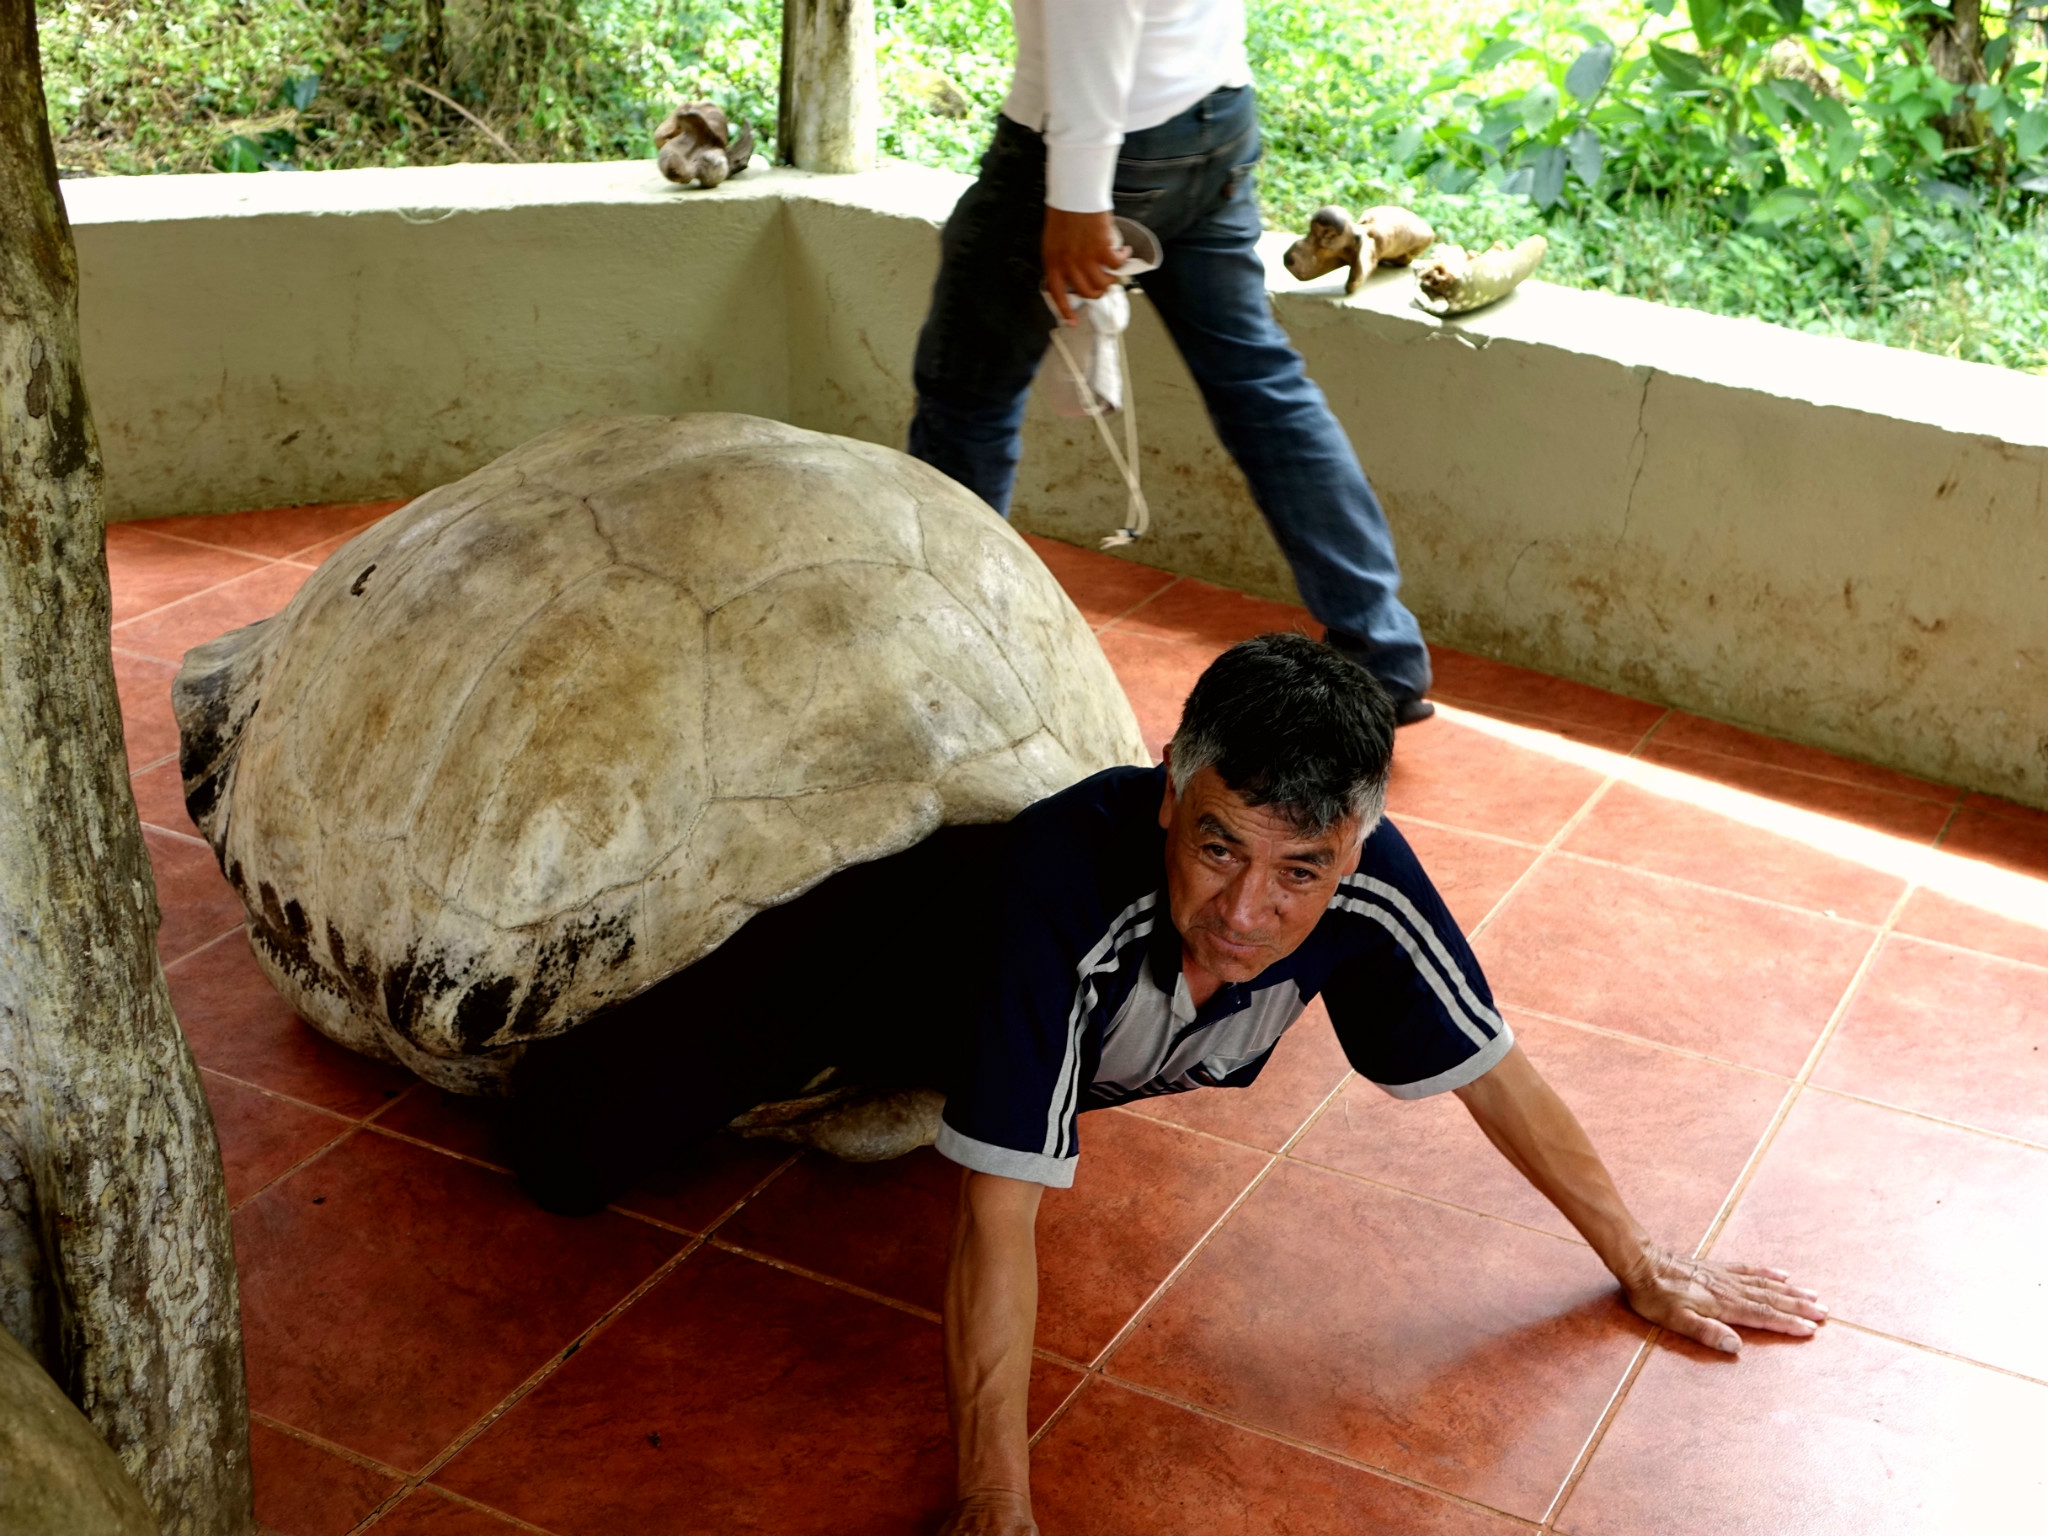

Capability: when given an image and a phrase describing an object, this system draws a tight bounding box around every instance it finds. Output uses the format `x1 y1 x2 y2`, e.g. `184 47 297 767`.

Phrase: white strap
1043 291 1151 548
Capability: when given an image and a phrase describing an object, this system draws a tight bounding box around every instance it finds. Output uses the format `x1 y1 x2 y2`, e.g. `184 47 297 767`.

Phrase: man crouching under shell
512 634 1824 1536
929 634 1822 1536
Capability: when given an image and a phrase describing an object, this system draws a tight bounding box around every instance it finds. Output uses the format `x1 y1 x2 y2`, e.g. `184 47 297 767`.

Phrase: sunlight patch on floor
1441 703 2048 931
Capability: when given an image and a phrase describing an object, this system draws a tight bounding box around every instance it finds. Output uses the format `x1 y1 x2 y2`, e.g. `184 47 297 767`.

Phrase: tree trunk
0 4 255 1532
1922 0 1989 150
778 0 878 173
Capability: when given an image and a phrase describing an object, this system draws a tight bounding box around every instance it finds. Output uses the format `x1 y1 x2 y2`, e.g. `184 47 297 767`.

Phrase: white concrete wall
64 161 2048 805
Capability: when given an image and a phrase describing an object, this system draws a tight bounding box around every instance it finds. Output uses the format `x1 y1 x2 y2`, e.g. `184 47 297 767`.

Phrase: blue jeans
907 85 1432 701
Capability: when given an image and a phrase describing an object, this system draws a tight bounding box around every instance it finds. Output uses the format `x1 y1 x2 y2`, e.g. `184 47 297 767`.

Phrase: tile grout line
360 1121 518 1177
663 1148 804 1239
1541 1306 2048 1533
376 1484 563 1536
1799 1080 2048 1153
1691 867 1921 1266
161 919 248 976
227 1072 473 1213
1025 1372 1097 1453
1536 1331 1660 1532
1498 1005 1801 1079
255 1410 564 1536
1462 708 1662 945
158 918 250 973
248 1411 415 1482
1080 1151 1284 1377
342 1146 804 1534
1030 1071 1364 1450
186 1060 401 1128
199 1066 361 1126
1823 1316 2048 1386
345 1231 715 1536
225 1128 359 1216
115 513 390 567
1087 1373 1544 1529
1627 719 1963 810
1536 845 1898 929
1877 919 2048 977
1088 573 1183 634
1384 811 1548 852
1281 1136 1603 1250
1273 1064 1357 1157
109 556 294 645
705 1237 944 1328
1104 1094 1333 1162
142 821 211 851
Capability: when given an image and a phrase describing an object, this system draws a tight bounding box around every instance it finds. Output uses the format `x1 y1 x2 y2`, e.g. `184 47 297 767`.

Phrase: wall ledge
1268 235 2048 450
64 157 2044 453
61 156 2048 804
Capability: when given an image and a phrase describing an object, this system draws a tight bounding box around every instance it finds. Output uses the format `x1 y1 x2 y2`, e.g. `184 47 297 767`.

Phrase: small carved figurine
654 101 756 189
1283 204 1437 294
1414 236 1548 316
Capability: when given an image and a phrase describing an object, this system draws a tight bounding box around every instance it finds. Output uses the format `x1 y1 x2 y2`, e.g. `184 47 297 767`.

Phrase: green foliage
33 0 2048 370
37 0 777 172
1247 0 2048 370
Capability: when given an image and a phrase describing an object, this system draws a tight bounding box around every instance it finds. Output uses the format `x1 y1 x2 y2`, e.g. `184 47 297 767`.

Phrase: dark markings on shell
450 974 519 1050
502 913 637 1044
173 667 240 828
248 878 637 1058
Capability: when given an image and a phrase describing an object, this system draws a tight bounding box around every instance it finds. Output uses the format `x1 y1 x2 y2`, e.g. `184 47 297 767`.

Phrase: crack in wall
1617 366 1657 549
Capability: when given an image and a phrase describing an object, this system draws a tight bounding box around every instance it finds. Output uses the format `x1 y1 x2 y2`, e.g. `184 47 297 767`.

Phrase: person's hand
1042 207 1128 326
938 1489 1039 1536
1620 1243 1827 1353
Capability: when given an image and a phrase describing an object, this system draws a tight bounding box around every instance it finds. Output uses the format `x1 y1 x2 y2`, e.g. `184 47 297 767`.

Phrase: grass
33 0 2048 372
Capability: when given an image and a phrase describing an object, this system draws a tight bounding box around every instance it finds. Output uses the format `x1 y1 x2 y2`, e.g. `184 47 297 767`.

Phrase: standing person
906 0 1438 721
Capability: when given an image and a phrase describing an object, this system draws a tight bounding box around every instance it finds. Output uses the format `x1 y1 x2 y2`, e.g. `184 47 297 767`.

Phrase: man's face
1159 760 1366 987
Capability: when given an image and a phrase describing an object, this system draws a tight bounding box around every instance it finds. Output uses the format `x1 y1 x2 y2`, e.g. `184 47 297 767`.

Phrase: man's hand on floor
939 1489 1040 1536
1620 1244 1828 1353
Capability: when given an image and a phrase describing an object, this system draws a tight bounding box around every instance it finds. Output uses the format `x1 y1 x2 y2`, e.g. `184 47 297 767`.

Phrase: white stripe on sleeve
1342 874 1504 1032
1329 892 1496 1049
1042 895 1157 1159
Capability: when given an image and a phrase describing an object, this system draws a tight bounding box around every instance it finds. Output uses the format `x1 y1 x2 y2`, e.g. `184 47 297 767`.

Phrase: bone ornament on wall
1282 204 1437 295
1413 236 1549 316
1283 205 1547 317
654 101 756 188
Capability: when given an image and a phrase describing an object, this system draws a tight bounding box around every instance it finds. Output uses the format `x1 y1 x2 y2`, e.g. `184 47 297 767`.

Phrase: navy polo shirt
936 765 1512 1188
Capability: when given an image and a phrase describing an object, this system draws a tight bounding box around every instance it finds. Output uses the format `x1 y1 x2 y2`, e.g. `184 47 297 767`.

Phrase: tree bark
778 0 878 173
0 4 255 1532
1922 0 1990 150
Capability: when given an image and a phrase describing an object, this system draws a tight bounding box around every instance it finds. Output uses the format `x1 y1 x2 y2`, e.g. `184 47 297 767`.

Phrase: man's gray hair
1165 633 1396 838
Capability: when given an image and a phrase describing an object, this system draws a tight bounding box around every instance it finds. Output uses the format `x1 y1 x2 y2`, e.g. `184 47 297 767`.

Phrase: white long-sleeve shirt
1002 0 1251 214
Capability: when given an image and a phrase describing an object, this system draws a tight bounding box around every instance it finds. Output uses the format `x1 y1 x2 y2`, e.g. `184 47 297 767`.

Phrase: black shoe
1393 695 1435 727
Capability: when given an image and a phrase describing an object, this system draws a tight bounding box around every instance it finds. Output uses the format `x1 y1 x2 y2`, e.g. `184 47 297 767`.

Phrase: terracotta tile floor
108 504 2048 1536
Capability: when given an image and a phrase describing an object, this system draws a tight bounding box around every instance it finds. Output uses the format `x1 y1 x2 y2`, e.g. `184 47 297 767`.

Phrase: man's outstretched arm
939 1171 1045 1536
1454 1044 1827 1353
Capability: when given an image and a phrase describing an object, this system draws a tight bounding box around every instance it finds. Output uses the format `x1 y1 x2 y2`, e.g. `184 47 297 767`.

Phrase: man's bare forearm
1454 1043 1826 1351
1454 1044 1653 1284
944 1171 1043 1515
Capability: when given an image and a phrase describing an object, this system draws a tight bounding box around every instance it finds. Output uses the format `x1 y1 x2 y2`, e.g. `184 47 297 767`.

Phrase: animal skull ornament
654 101 755 188
1283 204 1437 294
171 414 1149 1120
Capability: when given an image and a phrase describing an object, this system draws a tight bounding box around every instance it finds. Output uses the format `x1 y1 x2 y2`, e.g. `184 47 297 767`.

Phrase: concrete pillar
777 0 879 173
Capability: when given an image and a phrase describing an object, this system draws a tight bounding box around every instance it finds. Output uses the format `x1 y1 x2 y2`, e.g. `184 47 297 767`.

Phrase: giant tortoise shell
173 414 1147 1098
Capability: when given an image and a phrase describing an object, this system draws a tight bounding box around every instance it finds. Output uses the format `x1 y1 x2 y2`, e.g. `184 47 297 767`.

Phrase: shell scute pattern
173 414 1147 1094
